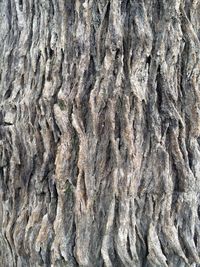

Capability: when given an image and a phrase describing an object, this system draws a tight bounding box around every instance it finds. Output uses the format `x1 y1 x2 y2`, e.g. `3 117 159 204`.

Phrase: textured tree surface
0 0 200 266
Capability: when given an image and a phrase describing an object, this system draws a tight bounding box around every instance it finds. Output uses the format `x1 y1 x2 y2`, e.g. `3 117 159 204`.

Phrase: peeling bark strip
0 0 200 266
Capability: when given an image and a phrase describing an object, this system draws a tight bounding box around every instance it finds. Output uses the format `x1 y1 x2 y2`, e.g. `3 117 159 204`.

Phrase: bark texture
0 0 200 266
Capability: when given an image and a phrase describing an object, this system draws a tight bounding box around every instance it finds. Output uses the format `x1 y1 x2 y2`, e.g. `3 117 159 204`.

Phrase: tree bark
0 0 200 266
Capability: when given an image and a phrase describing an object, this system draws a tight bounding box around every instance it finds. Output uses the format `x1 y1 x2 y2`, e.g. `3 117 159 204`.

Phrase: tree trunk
0 0 200 266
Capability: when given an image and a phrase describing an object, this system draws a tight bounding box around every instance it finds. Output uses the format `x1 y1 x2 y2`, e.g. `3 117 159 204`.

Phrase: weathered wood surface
0 0 200 266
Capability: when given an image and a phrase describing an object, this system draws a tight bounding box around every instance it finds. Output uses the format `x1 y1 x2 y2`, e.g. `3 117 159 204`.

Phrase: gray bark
0 0 200 266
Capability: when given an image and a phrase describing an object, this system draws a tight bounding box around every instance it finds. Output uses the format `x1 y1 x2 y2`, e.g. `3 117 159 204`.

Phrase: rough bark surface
0 0 200 266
